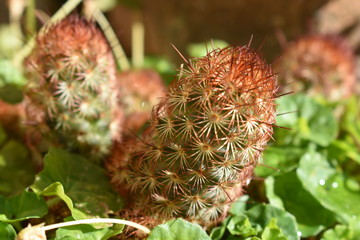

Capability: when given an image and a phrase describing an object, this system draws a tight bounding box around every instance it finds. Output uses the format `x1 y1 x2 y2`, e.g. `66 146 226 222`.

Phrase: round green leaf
0 190 47 222
297 152 360 223
31 148 123 219
0 140 35 197
246 204 298 240
0 222 16 240
266 171 335 237
275 94 338 147
148 218 210 240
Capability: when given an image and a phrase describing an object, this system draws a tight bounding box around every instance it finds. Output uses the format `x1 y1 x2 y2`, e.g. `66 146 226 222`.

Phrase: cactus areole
108 45 278 226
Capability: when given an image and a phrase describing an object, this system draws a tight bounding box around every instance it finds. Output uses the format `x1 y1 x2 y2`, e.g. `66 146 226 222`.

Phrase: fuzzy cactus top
24 15 122 160
107 45 278 226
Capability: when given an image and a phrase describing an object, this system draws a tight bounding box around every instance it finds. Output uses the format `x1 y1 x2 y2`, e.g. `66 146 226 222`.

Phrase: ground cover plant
0 0 359 239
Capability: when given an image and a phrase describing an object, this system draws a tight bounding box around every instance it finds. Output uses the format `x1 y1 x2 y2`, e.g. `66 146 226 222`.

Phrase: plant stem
92 7 131 71
13 0 83 67
131 11 144 69
25 0 36 39
42 218 151 234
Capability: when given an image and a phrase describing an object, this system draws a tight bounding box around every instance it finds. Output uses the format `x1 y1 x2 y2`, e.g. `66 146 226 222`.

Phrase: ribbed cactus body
24 15 122 159
107 46 277 225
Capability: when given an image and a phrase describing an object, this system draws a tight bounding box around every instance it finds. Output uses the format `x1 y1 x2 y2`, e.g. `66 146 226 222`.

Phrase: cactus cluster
24 15 122 159
276 35 356 101
107 45 278 226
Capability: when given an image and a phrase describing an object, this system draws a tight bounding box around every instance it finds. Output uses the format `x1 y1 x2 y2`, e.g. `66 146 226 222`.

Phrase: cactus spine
24 15 122 160
107 45 278 225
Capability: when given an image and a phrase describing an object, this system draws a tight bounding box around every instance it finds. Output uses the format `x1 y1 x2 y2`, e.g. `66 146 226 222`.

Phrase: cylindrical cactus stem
276 35 356 101
107 45 278 226
24 14 123 160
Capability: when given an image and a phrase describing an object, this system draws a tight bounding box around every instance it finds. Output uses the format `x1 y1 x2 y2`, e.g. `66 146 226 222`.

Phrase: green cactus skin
24 15 122 160
107 45 278 226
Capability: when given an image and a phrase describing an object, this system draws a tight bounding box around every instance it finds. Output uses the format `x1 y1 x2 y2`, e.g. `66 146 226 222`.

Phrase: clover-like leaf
31 148 123 219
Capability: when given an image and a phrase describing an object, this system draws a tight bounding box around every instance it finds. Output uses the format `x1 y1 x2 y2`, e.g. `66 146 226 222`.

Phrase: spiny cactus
276 35 356 101
24 15 123 160
107 45 278 226
117 69 166 134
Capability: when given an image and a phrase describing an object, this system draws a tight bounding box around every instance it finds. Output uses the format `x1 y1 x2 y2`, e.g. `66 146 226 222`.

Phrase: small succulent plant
107 45 278 227
276 35 356 101
24 15 123 160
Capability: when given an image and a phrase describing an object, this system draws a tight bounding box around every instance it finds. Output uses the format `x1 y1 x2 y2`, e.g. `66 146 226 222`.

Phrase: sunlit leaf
261 218 287 240
265 171 335 237
297 151 360 223
246 204 298 240
148 218 210 240
275 94 337 147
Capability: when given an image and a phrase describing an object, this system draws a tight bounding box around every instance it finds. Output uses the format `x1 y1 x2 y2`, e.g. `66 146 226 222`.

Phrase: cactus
276 35 356 101
24 15 123 160
117 69 166 134
107 45 278 226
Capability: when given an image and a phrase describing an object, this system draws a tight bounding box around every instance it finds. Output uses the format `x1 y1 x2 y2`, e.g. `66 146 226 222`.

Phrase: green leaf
0 26 23 58
0 140 35 197
54 219 123 240
229 195 249 216
321 219 360 240
256 146 304 177
328 140 360 165
148 218 210 240
210 217 230 240
246 204 298 240
227 215 257 237
265 171 335 237
0 84 23 104
264 177 285 210
0 222 16 240
187 40 229 58
31 148 123 219
143 56 176 85
297 151 360 223
0 59 26 86
341 96 360 145
0 190 47 222
38 182 80 218
275 94 337 147
261 218 287 240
